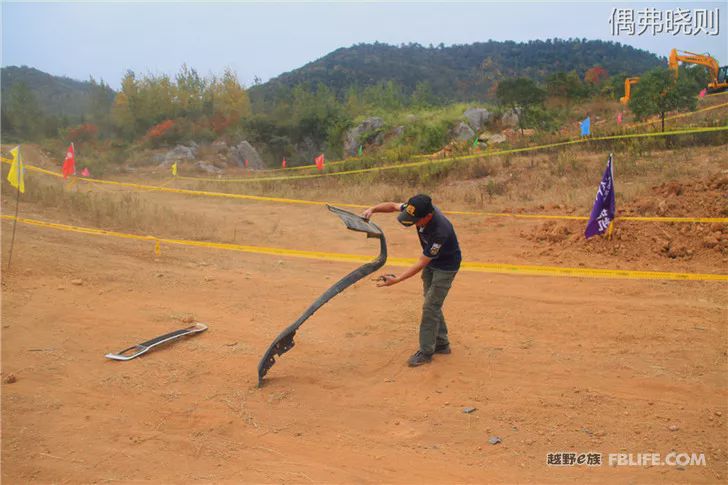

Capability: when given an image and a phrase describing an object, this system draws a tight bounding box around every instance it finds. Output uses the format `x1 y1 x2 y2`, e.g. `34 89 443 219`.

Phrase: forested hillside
250 39 663 106
1 65 114 140
1 38 675 167
1 66 115 118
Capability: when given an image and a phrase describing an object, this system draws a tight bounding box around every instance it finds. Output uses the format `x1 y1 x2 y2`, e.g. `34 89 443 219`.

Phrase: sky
2 1 726 89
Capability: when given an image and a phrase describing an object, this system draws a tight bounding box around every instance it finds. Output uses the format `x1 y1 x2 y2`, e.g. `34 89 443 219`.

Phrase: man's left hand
376 274 398 287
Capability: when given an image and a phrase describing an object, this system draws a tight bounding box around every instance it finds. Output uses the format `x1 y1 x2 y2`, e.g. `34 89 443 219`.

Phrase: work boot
434 343 451 354
407 350 432 367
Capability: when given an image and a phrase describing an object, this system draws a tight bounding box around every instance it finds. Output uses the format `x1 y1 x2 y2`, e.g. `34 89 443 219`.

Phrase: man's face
414 213 433 228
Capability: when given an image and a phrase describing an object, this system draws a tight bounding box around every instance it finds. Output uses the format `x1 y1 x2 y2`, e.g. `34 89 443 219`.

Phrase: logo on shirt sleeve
430 243 442 256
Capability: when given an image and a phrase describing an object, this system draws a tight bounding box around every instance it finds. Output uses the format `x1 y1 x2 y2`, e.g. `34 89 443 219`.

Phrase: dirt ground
2 173 727 483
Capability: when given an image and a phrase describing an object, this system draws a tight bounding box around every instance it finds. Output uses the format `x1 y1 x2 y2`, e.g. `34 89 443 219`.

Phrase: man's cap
397 194 434 225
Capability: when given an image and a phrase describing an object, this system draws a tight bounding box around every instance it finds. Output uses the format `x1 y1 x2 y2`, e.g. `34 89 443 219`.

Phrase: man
362 194 461 367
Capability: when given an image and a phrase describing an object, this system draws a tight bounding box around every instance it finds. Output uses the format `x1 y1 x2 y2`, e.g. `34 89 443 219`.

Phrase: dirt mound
624 174 728 219
527 221 574 243
522 174 728 265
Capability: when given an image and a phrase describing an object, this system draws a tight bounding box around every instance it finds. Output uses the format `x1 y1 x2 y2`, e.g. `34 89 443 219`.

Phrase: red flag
244 159 249 168
81 167 90 177
62 143 76 179
617 112 623 125
699 88 707 99
315 153 324 171
282 158 287 168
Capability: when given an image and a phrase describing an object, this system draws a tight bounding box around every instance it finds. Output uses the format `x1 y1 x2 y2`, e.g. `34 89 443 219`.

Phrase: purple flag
585 154 615 239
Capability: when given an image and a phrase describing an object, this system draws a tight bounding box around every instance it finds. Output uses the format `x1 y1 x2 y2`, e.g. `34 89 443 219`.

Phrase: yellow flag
7 146 25 193
171 162 177 177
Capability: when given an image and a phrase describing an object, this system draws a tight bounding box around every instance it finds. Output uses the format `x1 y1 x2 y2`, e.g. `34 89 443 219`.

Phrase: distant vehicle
669 48 728 93
620 77 640 105
621 48 727 105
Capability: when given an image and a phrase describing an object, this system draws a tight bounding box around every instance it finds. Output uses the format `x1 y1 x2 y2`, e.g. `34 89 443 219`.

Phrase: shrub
144 119 177 146
66 123 99 144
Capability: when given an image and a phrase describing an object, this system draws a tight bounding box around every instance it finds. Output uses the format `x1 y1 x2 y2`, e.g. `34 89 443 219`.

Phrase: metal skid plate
105 322 208 361
257 206 387 386
326 205 383 237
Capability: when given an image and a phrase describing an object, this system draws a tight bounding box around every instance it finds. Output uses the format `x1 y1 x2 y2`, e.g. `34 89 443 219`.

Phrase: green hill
250 39 663 104
1 65 114 120
1 65 115 141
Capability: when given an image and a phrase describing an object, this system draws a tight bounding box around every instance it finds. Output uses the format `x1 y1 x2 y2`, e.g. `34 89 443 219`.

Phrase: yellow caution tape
8 124 726 187
7 104 724 183
0 159 364 208
2 214 726 281
628 101 728 128
2 157 726 224
170 125 728 182
178 99 728 177
177 105 728 180
444 210 728 224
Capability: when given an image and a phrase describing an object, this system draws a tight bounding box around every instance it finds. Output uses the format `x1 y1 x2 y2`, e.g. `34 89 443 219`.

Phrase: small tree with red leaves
584 66 608 86
144 119 178 146
66 123 99 144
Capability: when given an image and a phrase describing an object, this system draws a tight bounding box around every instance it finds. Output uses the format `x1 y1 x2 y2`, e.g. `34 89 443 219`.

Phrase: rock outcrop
231 141 264 169
463 108 492 131
452 122 475 141
344 117 385 155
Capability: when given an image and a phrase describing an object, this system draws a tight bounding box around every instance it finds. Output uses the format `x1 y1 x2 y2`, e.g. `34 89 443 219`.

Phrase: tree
344 85 364 115
681 65 710 93
111 70 139 139
175 64 206 118
628 66 698 132
111 92 135 139
3 82 43 140
479 57 502 86
208 68 251 133
411 81 435 107
134 74 176 130
584 66 608 86
496 77 546 134
88 77 115 136
546 71 587 101
361 80 405 111
112 66 249 141
600 73 629 100
287 83 349 156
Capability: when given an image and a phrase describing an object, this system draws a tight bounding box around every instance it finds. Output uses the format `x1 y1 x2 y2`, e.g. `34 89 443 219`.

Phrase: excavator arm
620 77 640 105
669 48 728 92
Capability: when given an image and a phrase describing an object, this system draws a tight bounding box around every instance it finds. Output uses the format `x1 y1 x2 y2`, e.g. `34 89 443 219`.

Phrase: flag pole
6 184 21 271
607 153 615 240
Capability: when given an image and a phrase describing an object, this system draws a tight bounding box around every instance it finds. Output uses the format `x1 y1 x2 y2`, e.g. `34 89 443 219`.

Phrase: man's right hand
361 207 375 220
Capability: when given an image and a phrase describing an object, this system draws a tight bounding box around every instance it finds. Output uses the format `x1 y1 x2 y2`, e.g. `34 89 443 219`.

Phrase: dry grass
2 120 725 240
1 168 217 241
173 140 727 216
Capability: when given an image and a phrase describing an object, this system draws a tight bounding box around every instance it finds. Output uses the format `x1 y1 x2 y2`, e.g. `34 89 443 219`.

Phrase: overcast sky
2 1 726 89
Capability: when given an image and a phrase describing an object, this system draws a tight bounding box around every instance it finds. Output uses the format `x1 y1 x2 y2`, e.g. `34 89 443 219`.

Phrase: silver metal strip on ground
105 323 208 361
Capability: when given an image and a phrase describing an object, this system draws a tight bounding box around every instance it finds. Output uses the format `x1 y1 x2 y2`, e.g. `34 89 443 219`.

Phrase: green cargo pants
420 265 458 354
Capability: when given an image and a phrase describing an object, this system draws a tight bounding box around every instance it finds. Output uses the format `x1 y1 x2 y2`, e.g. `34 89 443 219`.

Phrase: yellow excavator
668 48 728 92
621 48 727 104
619 77 640 105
